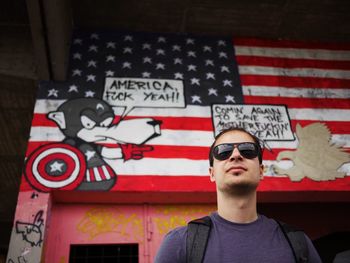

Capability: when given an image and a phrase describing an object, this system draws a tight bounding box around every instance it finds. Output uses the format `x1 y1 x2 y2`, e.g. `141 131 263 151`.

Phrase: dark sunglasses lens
213 144 233 160
237 143 258 159
213 143 259 161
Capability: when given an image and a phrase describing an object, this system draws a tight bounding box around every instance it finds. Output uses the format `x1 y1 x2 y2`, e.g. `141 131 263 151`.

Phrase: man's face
209 130 263 195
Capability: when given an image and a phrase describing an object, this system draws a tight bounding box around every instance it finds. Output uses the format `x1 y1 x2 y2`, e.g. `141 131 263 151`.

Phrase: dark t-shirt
154 212 322 263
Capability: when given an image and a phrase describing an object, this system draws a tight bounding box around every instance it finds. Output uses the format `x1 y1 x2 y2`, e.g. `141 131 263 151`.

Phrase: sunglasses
213 142 260 161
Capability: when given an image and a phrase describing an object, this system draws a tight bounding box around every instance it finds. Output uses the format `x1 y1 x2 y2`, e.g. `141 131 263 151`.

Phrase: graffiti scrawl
24 98 161 191
8 257 27 263
15 211 44 247
30 192 39 199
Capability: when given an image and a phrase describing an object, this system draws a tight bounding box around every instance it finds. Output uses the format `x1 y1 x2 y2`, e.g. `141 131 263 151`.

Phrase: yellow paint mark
154 205 216 235
59 256 66 263
77 208 144 241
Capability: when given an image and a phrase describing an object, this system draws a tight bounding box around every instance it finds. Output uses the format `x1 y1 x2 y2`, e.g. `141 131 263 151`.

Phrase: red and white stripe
85 164 116 182
235 38 350 177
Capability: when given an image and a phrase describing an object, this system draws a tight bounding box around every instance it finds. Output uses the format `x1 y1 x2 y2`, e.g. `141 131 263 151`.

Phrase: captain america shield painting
25 143 86 192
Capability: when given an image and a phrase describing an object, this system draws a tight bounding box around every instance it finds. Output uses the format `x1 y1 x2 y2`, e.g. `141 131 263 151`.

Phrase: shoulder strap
186 216 212 263
277 220 309 263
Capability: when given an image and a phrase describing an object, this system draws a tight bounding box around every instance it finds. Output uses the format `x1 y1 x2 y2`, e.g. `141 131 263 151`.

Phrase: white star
48 89 58 97
156 49 165 55
219 52 228 58
172 45 181 51
123 47 133 54
89 45 98 52
218 40 226 46
221 66 230 73
174 58 182 64
223 79 232 87
142 72 151 78
187 51 196 57
73 38 82 45
225 95 235 103
124 35 133 41
187 65 197 71
174 72 183 79
106 42 116 48
85 150 96 161
142 43 151 50
85 90 95 97
205 60 214 66
106 70 114 77
191 95 202 103
86 74 96 82
106 55 115 62
158 36 166 43
208 88 218 96
72 69 82 76
186 38 195 44
50 161 64 172
143 57 152 63
156 63 165 70
190 78 200 85
122 62 131 69
68 85 78 92
203 46 212 52
87 60 97 67
206 73 215 80
73 53 82 59
90 33 99 39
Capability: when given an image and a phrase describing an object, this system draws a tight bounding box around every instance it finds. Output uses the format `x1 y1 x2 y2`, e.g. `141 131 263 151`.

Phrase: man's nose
229 147 243 161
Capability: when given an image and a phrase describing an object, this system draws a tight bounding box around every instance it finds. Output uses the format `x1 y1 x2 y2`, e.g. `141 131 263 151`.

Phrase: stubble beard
219 178 259 197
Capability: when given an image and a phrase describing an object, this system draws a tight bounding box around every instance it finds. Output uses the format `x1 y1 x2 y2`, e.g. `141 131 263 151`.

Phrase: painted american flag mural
20 30 350 193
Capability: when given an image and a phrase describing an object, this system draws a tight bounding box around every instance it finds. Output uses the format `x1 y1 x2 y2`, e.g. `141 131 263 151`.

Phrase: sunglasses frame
212 142 260 162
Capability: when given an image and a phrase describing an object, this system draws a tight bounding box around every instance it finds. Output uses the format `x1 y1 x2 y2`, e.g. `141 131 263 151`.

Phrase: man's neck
217 191 258 224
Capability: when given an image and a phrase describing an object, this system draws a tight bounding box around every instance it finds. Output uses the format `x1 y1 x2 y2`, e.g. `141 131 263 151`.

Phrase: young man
154 127 322 263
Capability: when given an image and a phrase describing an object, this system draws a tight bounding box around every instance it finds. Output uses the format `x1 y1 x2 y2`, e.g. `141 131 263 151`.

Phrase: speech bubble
103 77 185 118
211 104 294 141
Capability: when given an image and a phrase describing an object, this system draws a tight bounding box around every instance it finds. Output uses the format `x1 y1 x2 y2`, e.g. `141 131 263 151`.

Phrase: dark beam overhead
26 0 72 81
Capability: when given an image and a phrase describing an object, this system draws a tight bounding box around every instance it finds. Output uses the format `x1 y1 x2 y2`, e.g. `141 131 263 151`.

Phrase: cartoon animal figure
25 98 161 191
273 123 350 181
15 211 43 247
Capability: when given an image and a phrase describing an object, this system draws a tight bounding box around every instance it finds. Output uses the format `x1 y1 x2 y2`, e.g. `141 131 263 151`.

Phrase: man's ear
209 167 215 182
259 164 264 180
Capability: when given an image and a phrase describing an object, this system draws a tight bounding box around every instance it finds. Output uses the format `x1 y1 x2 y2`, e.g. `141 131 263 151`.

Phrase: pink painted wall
44 203 216 263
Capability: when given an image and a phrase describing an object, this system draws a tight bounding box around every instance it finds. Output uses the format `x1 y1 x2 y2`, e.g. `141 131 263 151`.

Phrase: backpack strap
277 220 309 263
186 216 212 263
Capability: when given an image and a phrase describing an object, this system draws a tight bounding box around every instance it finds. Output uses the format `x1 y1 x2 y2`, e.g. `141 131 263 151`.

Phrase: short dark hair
209 127 263 166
